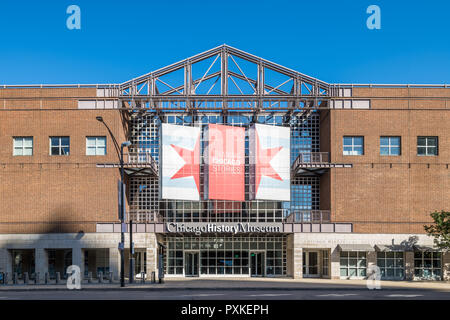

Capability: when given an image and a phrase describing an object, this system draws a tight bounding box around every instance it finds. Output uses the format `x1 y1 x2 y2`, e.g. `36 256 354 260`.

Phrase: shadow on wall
0 204 112 284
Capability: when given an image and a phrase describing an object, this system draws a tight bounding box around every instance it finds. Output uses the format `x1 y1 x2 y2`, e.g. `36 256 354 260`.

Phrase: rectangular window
343 136 364 155
377 251 404 280
13 137 33 156
417 136 438 156
86 136 106 156
340 251 367 278
50 136 70 155
380 136 401 156
414 251 441 280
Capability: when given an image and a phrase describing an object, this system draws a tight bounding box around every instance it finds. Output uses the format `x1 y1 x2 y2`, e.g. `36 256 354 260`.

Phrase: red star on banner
255 132 283 194
170 136 201 194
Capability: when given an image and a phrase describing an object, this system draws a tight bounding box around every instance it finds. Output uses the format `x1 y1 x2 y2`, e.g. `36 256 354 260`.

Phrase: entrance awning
337 244 375 252
375 244 412 252
413 245 440 252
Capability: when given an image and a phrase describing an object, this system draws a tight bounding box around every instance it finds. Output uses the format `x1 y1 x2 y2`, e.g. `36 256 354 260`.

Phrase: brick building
0 45 449 282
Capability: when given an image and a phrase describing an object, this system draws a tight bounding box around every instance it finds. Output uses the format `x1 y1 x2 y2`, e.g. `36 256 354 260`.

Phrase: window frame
380 136 401 156
339 251 367 279
376 251 405 280
417 136 438 156
343 136 364 156
49 136 70 156
86 136 107 156
13 136 33 156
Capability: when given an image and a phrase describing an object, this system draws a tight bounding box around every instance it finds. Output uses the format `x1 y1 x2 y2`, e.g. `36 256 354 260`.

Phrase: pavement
1 277 449 292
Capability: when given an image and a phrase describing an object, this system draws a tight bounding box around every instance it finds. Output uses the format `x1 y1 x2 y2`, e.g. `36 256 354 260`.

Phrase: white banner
160 124 201 201
249 124 290 201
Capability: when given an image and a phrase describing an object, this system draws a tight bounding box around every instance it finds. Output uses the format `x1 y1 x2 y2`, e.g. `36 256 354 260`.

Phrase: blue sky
0 0 449 84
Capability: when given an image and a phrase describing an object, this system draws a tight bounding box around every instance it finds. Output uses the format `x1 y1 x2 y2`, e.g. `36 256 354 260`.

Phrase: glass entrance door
185 252 199 277
303 251 319 277
250 252 265 277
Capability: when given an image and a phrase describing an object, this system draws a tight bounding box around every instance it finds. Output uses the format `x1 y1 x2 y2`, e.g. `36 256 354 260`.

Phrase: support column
404 251 414 281
330 247 340 279
286 234 294 277
72 247 84 279
293 234 303 279
35 248 48 283
108 248 120 281
0 249 12 275
442 251 450 281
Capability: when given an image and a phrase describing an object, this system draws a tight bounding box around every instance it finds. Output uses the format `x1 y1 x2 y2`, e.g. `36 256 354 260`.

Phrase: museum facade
0 45 449 282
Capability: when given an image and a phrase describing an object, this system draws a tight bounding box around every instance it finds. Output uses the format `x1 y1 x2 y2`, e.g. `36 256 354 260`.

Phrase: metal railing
124 152 158 168
292 152 330 168
285 210 331 223
128 210 162 223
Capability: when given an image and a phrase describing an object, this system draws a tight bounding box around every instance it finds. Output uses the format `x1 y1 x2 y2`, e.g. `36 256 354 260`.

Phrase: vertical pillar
72 247 84 279
330 247 340 279
286 234 294 277
404 251 414 281
109 248 120 281
442 251 450 281
0 249 12 275
293 234 303 279
35 248 48 283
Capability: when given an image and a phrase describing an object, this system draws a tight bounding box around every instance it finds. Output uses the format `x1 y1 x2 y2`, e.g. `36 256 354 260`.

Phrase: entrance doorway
250 251 265 277
185 251 199 277
135 251 147 279
303 251 319 277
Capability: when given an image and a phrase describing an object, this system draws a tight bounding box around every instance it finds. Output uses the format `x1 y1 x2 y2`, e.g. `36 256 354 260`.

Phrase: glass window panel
387 268 394 277
13 148 23 156
417 137 427 146
23 148 32 156
433 260 441 268
358 269 366 277
61 137 70 146
340 268 348 276
86 138 96 147
349 259 357 267
51 147 60 155
414 268 422 277
380 147 389 155
349 268 357 277
427 147 437 155
386 252 395 259
86 147 96 156
391 147 400 155
395 269 404 278
343 137 352 145
50 137 59 146
380 137 389 146
354 137 363 145
354 147 363 155
23 138 33 147
377 259 385 268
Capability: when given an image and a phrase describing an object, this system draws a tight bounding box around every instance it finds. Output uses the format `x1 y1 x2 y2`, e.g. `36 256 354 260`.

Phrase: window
343 136 364 155
86 136 106 156
340 251 367 278
50 137 70 155
417 136 438 156
322 250 329 276
380 136 401 156
13 137 33 156
377 251 404 279
414 251 441 280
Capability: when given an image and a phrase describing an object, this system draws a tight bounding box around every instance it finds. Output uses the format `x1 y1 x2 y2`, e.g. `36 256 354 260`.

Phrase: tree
424 210 450 251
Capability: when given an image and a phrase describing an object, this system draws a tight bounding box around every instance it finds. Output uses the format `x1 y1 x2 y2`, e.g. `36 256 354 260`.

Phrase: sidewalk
1 277 449 291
